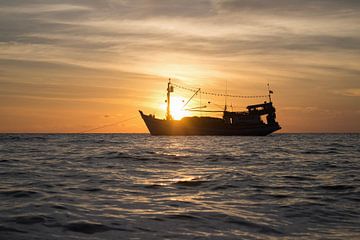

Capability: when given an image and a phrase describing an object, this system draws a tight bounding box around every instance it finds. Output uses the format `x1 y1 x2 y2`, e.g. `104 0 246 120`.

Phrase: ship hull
140 111 281 136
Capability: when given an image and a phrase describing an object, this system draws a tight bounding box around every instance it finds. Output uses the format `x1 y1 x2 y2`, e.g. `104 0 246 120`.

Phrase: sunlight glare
160 96 189 120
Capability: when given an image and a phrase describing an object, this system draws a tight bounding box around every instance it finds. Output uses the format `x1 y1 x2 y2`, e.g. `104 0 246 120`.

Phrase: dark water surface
0 134 359 239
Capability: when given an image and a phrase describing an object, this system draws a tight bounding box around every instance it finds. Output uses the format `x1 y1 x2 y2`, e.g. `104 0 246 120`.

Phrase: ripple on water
211 184 238 190
173 179 208 187
165 214 202 221
51 204 68 210
319 185 356 191
225 216 283 235
283 175 312 181
0 190 39 198
80 187 102 192
63 221 130 234
0 225 27 233
13 214 54 225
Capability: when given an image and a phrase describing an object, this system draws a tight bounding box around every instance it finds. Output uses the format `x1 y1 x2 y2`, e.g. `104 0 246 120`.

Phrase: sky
0 0 359 133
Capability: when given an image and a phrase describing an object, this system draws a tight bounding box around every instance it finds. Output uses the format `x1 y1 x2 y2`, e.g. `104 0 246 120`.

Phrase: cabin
223 102 277 126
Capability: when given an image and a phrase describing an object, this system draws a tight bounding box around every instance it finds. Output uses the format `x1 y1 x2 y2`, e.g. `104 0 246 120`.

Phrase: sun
171 97 189 120
160 96 189 120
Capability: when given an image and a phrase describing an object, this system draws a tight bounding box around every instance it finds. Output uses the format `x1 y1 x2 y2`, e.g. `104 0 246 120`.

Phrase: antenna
199 88 202 116
267 82 273 103
224 80 228 111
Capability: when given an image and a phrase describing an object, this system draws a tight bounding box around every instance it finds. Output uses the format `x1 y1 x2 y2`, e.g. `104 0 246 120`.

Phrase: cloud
216 0 360 17
1 0 359 55
283 106 319 113
0 3 91 14
334 88 360 97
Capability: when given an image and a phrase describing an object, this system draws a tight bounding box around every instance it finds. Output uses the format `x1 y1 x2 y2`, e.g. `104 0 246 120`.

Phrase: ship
139 79 281 136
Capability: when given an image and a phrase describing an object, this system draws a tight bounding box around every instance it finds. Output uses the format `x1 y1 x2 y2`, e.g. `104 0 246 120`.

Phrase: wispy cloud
334 88 360 97
0 3 91 14
216 0 360 17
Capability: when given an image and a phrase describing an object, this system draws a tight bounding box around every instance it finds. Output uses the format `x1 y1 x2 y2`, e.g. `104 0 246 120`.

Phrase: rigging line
77 115 138 133
182 88 200 109
171 83 268 98
184 105 207 110
186 109 224 113
210 101 228 110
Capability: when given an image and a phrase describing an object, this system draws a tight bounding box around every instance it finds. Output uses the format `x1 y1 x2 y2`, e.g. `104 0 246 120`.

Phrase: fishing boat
139 79 281 136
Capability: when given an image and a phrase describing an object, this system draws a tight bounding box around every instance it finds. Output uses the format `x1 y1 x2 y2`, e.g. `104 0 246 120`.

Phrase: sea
0 133 359 240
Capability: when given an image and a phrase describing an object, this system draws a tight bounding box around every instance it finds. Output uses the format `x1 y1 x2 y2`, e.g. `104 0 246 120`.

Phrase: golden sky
0 0 359 133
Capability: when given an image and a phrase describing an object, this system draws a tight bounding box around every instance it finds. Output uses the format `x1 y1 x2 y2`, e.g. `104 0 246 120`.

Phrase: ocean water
0 134 359 240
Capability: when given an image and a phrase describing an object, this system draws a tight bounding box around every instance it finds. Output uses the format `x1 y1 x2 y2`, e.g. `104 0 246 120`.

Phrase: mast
166 78 173 120
267 83 273 103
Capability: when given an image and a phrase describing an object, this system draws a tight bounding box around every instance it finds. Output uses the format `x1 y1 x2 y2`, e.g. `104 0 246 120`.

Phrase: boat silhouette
140 79 281 136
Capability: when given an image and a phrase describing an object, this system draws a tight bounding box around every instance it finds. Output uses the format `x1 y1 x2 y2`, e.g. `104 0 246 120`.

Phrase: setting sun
160 96 189 120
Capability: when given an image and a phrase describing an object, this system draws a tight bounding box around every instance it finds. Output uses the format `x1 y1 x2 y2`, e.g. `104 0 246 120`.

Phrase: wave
63 221 131 234
1 133 359 239
0 190 39 198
